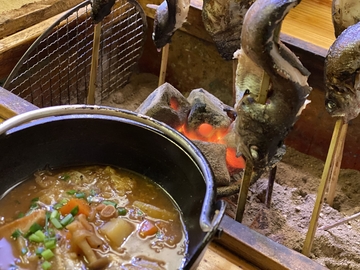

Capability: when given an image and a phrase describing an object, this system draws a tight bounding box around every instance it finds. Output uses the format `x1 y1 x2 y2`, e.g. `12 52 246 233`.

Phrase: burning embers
136 83 245 187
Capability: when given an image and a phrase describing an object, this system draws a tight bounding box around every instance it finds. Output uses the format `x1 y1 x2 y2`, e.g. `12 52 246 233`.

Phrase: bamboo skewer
319 210 360 231
87 22 102 105
326 121 348 206
302 117 347 256
158 43 170 86
235 70 270 222
235 162 254 222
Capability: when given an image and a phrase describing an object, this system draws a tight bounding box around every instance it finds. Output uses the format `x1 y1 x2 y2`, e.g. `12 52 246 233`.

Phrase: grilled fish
325 22 360 123
148 0 190 49
332 0 360 37
202 0 256 60
234 0 312 173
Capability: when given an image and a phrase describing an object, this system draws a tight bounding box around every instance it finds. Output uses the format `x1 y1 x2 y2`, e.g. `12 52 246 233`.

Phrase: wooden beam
0 0 84 39
216 215 327 270
0 87 38 121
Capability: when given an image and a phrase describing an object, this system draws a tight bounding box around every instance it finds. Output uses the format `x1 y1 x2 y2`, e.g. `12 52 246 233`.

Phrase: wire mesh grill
3 0 147 107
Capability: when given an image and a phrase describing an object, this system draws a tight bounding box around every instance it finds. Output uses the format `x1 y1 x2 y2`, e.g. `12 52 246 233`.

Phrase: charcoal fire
136 83 245 187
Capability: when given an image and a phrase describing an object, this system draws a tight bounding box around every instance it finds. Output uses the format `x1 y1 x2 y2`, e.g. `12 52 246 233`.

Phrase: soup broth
0 166 188 269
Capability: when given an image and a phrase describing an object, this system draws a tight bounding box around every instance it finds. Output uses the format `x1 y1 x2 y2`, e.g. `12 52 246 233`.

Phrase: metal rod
265 166 277 208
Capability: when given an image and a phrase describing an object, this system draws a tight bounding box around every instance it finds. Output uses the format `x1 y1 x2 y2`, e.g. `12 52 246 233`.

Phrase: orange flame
177 123 245 170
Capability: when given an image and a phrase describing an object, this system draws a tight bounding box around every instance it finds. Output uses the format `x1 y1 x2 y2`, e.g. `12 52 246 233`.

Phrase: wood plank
199 242 260 270
0 87 38 120
215 215 328 270
0 0 84 39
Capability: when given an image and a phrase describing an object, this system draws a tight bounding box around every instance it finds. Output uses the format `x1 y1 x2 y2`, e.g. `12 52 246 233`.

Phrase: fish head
325 22 360 122
325 74 360 122
151 0 176 49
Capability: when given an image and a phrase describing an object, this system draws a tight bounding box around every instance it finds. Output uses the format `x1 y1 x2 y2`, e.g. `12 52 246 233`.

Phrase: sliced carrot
59 198 91 217
139 220 158 238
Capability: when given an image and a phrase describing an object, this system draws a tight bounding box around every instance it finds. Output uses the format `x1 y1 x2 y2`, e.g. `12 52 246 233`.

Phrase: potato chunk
100 217 134 247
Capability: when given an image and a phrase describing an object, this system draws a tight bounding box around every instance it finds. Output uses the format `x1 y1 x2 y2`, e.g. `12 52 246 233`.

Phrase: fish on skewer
325 23 360 123
234 0 312 180
332 0 360 38
202 0 256 60
91 0 116 24
147 0 190 50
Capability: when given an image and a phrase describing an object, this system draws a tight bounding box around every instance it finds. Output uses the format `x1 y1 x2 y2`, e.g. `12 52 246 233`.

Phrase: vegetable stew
0 166 188 269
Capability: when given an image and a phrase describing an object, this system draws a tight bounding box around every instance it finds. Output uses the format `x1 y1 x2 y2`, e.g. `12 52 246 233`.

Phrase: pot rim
0 104 225 233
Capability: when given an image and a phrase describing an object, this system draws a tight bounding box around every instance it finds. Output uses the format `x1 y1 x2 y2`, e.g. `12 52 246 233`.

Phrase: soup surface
0 166 188 269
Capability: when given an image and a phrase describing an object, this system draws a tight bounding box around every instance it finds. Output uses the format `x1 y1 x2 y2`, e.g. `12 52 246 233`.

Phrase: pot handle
201 199 227 232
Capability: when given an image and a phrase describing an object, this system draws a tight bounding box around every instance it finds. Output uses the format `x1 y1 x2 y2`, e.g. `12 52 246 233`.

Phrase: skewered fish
325 22 360 123
332 0 360 37
147 0 190 49
202 0 256 60
91 0 116 24
234 0 312 175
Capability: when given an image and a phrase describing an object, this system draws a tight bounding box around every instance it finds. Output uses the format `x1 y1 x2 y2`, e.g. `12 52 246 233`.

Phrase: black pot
0 105 226 269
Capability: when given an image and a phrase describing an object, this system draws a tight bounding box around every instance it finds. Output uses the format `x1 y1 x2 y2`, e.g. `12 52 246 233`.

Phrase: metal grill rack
3 0 147 107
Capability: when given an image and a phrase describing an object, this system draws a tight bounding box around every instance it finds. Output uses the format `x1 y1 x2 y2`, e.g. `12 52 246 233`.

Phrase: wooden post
158 43 169 86
302 118 347 256
87 22 102 105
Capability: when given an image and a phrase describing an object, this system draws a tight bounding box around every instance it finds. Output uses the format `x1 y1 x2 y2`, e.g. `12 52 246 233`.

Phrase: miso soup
0 166 188 269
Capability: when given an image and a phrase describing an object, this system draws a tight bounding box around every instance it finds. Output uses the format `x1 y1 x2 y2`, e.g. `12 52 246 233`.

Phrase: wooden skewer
319 210 360 231
235 70 270 222
326 121 348 205
87 22 102 105
302 117 347 256
235 162 254 222
158 43 170 87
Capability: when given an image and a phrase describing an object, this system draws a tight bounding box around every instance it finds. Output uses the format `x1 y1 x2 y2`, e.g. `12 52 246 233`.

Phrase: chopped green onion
34 230 46 242
66 190 76 195
53 203 63 210
50 218 63 229
60 214 74 227
11 229 22 239
25 222 43 237
117 207 127 216
50 210 59 220
29 197 39 210
17 212 25 219
29 233 42 243
31 197 39 203
21 247 28 255
70 205 79 216
35 247 45 256
42 261 51 270
41 249 54 260
75 192 86 199
44 238 56 249
103 200 117 207
90 189 96 196
59 174 70 181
